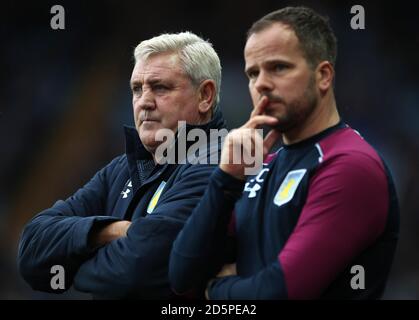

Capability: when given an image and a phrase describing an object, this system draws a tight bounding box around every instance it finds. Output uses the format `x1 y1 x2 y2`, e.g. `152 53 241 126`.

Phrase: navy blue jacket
18 110 225 299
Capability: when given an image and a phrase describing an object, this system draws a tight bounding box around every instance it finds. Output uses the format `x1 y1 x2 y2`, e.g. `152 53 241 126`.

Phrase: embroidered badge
147 181 166 214
273 169 306 207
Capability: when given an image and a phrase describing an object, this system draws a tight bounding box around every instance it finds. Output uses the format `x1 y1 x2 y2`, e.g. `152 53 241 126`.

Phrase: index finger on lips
251 95 269 118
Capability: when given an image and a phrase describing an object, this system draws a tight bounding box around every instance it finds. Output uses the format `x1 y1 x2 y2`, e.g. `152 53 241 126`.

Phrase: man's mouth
140 115 159 123
264 101 284 113
139 110 159 123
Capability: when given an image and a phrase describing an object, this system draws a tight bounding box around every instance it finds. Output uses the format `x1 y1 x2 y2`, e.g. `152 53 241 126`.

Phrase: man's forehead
131 53 184 81
244 23 299 60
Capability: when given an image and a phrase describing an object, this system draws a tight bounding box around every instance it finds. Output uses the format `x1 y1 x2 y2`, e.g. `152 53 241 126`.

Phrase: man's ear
198 79 216 114
316 61 334 94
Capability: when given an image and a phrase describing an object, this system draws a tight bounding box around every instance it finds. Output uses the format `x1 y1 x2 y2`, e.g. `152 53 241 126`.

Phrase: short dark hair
247 6 337 68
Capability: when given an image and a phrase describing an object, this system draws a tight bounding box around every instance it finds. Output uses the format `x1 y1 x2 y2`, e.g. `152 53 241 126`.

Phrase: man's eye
247 71 259 79
132 86 142 94
154 84 168 91
274 64 288 72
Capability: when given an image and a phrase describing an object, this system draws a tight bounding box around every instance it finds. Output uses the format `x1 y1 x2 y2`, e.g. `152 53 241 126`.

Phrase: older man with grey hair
18 31 226 299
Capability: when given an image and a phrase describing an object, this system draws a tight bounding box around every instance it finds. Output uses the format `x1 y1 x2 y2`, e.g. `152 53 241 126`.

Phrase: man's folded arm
17 157 122 292
73 164 219 298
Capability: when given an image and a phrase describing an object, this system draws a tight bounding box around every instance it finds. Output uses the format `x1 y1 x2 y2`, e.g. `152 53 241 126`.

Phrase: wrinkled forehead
131 52 184 81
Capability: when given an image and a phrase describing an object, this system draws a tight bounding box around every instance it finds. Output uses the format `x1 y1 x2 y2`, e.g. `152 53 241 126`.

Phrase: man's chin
139 132 159 152
273 119 298 134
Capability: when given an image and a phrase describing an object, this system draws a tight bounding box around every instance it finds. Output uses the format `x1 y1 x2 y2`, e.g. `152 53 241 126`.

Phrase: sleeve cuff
72 216 121 256
212 167 246 194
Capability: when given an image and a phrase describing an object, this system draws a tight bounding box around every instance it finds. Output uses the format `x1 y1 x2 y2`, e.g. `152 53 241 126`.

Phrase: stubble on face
265 72 318 133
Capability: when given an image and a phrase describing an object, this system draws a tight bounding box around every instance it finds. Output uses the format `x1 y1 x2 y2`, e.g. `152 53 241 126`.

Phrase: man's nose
254 71 274 93
137 89 156 110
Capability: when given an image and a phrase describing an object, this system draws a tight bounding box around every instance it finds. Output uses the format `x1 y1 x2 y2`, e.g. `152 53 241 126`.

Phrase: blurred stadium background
1 0 418 299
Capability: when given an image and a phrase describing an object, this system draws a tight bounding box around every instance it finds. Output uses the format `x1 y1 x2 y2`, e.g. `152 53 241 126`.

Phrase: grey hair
134 31 221 110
